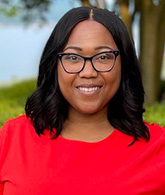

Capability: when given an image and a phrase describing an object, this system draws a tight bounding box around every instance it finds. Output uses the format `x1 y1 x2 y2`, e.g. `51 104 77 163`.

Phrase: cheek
114 59 121 85
114 67 121 88
57 64 74 98
108 63 121 86
58 64 66 93
105 64 121 99
58 65 66 91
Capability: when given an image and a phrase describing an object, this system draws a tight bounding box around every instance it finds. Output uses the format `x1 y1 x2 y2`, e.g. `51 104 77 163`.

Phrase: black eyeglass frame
57 50 120 74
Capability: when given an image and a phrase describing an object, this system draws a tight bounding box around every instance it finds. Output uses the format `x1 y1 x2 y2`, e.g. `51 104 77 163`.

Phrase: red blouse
0 115 165 195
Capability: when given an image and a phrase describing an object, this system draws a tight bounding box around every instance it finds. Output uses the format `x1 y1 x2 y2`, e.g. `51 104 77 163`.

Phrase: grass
0 79 36 127
143 102 165 127
0 79 165 128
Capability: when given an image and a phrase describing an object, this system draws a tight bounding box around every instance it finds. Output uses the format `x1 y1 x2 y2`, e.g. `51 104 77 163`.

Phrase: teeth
78 87 100 92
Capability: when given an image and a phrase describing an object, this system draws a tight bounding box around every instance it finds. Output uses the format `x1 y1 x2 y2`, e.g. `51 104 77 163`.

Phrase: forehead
65 20 118 52
71 20 109 33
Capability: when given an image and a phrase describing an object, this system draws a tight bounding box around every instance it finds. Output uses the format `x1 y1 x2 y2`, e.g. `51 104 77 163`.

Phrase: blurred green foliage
0 79 165 128
0 79 36 128
143 102 165 127
0 0 52 22
0 5 18 17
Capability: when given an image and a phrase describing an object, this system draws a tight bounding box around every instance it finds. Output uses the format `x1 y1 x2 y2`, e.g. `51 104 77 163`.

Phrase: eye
64 54 80 61
99 55 109 60
96 53 114 61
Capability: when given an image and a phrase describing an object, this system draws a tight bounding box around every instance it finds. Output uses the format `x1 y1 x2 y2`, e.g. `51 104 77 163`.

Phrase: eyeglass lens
60 51 117 73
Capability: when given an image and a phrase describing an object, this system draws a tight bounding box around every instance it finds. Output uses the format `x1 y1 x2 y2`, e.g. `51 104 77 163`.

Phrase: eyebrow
63 46 82 51
94 46 114 50
63 45 114 52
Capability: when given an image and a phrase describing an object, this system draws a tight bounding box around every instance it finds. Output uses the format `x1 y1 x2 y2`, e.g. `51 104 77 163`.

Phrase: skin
57 20 121 142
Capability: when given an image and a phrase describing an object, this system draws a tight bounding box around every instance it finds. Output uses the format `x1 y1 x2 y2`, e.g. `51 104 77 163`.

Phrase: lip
75 84 102 95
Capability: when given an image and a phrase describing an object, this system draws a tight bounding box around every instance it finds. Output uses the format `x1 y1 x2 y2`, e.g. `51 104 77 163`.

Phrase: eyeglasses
57 50 120 74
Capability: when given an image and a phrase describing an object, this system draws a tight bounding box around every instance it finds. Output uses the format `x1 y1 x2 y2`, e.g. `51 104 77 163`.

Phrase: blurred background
0 0 165 127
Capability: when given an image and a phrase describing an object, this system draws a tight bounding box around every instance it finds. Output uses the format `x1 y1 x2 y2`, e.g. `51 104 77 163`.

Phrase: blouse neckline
57 129 119 145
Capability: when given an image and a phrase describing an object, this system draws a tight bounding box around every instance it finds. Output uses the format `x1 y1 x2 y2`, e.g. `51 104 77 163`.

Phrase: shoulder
146 122 165 150
146 122 165 141
144 123 165 153
0 115 38 169
0 114 32 132
146 123 165 187
1 114 31 128
0 115 35 144
0 115 30 173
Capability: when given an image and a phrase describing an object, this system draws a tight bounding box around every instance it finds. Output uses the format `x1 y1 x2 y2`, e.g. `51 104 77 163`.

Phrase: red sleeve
155 127 165 193
0 121 11 195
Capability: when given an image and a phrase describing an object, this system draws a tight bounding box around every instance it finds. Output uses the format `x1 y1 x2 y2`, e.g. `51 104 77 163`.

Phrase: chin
76 106 104 115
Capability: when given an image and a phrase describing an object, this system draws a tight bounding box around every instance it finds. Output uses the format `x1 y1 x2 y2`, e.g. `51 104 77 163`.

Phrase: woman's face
57 20 121 115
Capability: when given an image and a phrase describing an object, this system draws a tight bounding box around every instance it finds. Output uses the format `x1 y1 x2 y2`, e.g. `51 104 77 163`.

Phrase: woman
0 7 164 195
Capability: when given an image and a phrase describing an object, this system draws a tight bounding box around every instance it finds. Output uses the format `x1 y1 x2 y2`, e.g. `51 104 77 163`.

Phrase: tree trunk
119 0 133 38
139 0 165 104
80 0 106 8
80 0 92 7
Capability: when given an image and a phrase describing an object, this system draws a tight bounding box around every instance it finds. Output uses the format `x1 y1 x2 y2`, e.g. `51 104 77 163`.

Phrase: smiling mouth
77 86 101 92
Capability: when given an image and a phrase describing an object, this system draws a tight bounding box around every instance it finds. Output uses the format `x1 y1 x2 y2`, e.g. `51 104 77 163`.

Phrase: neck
61 106 114 142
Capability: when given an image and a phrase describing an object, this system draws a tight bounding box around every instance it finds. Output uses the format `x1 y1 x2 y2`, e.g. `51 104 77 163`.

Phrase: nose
79 59 98 78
